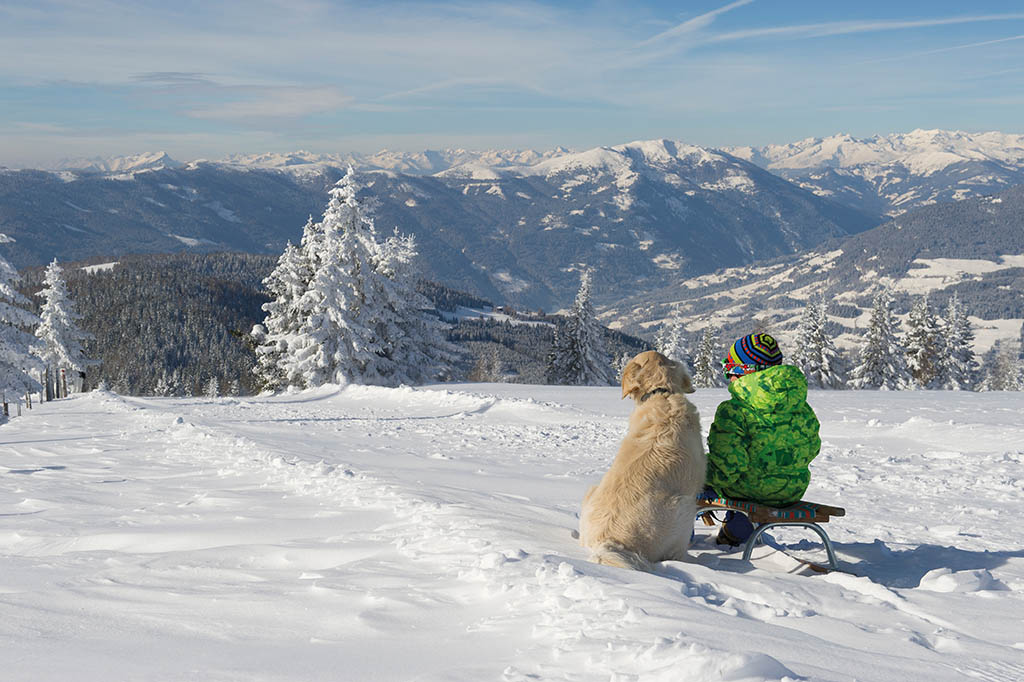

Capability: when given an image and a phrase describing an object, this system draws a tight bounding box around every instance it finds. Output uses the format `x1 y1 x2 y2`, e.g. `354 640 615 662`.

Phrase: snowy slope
602 185 1024 356
2 385 1022 681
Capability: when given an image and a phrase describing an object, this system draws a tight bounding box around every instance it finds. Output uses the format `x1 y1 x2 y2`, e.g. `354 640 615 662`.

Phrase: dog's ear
621 357 643 400
676 362 696 394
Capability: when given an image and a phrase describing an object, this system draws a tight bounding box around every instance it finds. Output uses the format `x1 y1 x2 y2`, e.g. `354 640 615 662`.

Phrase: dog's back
580 352 706 569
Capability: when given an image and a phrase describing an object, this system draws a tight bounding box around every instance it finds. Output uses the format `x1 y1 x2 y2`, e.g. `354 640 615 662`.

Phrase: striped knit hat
725 333 783 371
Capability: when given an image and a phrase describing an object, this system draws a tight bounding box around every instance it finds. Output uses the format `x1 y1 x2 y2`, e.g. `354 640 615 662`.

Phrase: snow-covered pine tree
791 296 845 389
0 235 42 405
543 270 615 386
543 323 571 385
848 288 911 390
34 259 94 399
692 326 723 388
903 295 941 389
153 373 172 397
252 237 314 391
655 306 691 371
938 292 978 391
360 227 461 385
613 351 632 381
264 167 457 389
1016 322 1024 390
978 344 1018 391
204 377 220 398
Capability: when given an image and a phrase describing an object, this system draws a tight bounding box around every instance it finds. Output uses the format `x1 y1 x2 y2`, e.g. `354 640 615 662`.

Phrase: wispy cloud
705 13 1024 44
861 33 1024 64
186 86 353 121
639 0 754 47
134 72 217 86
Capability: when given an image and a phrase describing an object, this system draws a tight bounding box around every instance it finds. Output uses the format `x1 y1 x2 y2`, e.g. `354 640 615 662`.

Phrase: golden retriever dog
579 350 706 571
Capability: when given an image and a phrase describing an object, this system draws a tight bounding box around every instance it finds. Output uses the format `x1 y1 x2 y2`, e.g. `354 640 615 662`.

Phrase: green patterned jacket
706 364 821 507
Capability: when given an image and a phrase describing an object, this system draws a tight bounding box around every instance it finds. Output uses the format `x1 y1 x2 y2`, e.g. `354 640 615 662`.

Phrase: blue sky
2 0 1023 166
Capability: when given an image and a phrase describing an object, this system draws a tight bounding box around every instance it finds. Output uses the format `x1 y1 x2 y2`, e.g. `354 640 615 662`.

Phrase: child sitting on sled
705 333 821 546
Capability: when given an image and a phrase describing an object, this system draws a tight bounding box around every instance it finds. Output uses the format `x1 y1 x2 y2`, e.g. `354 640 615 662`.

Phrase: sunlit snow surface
2 385 1023 681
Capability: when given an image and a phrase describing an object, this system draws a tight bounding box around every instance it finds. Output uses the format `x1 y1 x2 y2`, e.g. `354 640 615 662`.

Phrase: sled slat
697 496 845 524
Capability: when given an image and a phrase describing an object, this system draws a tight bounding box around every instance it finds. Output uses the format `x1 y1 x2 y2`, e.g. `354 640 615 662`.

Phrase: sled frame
697 496 845 571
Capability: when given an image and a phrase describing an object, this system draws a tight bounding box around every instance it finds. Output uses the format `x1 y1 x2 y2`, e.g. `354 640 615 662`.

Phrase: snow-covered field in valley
2 385 1023 681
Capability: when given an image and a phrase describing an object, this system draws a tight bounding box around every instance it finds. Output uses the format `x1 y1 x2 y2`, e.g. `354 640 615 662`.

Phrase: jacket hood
727 365 808 412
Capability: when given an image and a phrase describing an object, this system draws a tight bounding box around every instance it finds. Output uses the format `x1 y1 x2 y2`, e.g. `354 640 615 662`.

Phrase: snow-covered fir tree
692 326 724 388
790 296 845 389
204 377 220 398
849 289 911 390
252 239 313 391
153 373 173 397
655 307 691 371
543 270 615 386
34 259 94 399
613 352 633 381
254 167 458 389
1017 322 1024 390
0 235 42 403
937 292 978 391
903 295 941 389
978 344 1020 391
470 345 505 383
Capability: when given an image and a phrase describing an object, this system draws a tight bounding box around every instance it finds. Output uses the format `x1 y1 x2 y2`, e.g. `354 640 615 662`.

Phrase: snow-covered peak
52 151 184 174
217 150 356 170
730 129 1024 174
614 139 723 167
216 148 572 177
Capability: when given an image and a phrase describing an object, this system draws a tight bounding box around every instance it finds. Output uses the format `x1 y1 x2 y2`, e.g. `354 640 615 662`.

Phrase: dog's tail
591 541 652 572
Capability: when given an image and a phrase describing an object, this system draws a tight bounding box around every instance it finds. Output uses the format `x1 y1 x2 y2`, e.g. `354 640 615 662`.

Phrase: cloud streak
704 12 1024 44
638 0 754 47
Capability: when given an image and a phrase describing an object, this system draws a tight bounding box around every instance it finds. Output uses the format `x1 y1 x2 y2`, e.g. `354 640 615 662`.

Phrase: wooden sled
697 495 846 571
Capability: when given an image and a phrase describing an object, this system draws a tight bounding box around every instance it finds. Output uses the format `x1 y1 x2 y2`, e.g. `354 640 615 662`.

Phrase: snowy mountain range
600 184 1024 356
45 129 1024 220
727 129 1024 216
0 140 873 310
5 129 1023 313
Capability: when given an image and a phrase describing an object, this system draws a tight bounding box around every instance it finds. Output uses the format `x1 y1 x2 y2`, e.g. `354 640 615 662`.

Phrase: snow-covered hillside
602 185 1024 357
3 385 1022 681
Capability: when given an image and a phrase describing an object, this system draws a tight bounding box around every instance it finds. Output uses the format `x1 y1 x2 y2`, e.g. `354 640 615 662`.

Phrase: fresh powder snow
2 385 1023 681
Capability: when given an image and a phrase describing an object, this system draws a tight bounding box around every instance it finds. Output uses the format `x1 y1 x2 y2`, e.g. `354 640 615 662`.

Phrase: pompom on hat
723 333 783 377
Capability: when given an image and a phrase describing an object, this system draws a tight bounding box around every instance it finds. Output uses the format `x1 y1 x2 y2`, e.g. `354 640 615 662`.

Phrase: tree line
659 291 1023 391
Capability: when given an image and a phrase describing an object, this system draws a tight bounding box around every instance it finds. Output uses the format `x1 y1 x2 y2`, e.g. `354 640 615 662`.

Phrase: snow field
1 385 1023 681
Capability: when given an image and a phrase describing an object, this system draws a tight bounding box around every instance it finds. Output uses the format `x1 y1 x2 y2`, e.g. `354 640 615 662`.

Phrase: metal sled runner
697 495 846 570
